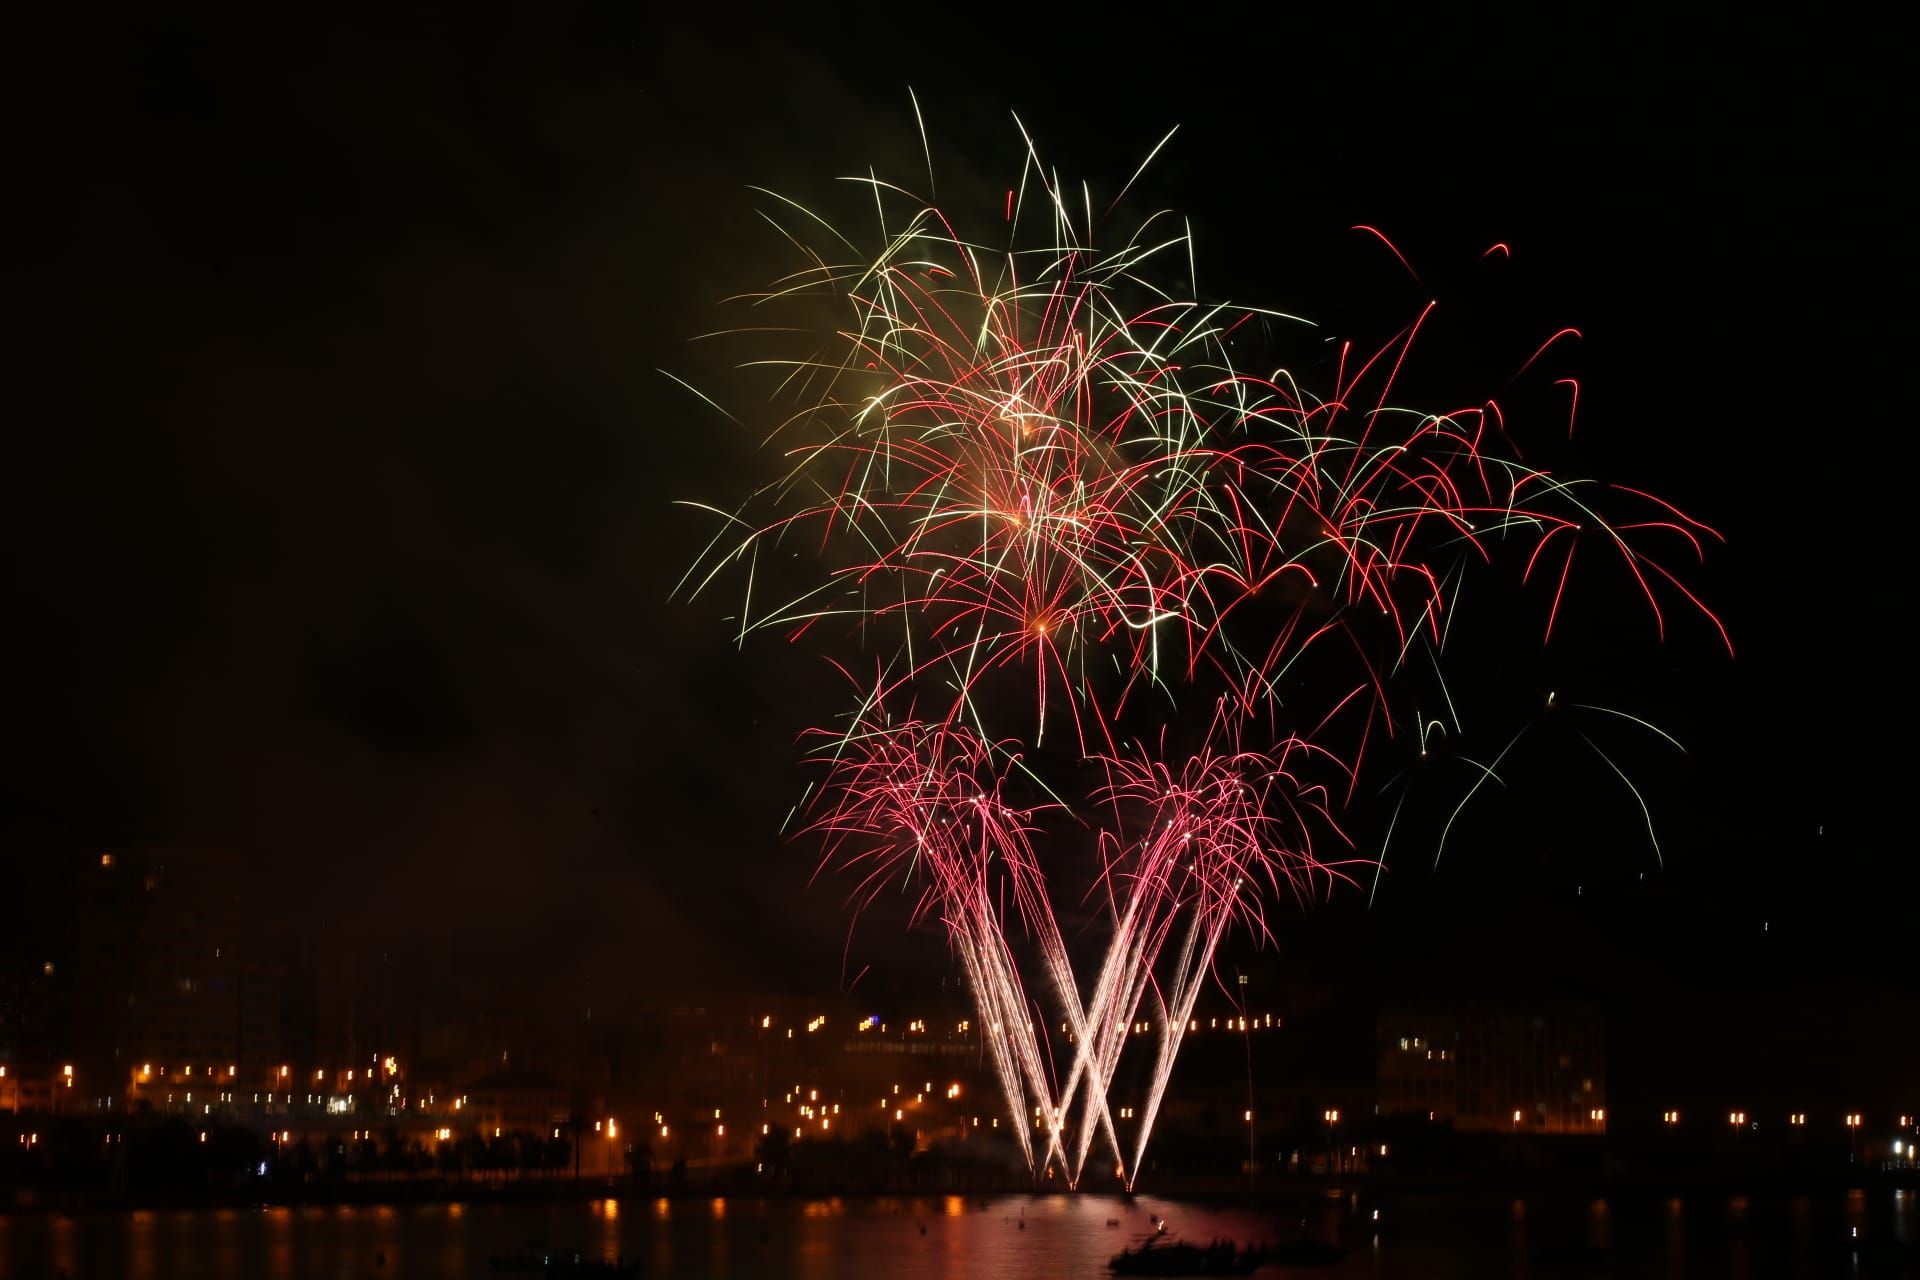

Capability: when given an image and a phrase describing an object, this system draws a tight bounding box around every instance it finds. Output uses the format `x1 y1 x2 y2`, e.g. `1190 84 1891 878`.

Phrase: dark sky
3 8 1906 1037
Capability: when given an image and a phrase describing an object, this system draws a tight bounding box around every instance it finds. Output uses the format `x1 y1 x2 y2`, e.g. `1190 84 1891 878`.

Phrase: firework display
678 125 1724 1188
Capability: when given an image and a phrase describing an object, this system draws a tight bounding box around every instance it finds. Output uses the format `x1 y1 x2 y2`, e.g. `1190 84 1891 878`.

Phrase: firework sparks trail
807 712 1103 1173
678 119 1725 1186
1008 700 1359 1185
1090 706 1360 1183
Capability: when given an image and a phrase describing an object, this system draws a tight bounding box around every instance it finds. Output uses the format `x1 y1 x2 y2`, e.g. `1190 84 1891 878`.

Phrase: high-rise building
1378 997 1606 1133
8 848 294 1106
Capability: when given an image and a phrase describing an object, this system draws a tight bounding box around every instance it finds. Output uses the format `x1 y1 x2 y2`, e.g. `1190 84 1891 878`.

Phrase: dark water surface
0 1187 1913 1278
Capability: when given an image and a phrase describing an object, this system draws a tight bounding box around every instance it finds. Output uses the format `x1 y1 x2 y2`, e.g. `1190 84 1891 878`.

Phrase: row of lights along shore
13 1052 1913 1166
1667 1110 1912 1132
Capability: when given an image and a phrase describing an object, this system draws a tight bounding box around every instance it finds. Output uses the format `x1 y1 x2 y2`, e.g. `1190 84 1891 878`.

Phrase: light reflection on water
0 1188 1912 1278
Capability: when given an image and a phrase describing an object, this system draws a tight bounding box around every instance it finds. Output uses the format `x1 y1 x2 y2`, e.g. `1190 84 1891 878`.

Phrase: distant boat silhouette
1110 1237 1258 1275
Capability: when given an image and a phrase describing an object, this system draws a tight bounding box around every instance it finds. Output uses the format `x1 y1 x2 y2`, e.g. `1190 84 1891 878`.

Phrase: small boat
1108 1237 1262 1276
1110 1234 1346 1275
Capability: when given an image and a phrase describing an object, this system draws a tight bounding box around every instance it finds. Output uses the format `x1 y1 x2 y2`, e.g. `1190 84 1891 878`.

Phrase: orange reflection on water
127 1209 156 1280
599 1197 623 1266
49 1214 78 1280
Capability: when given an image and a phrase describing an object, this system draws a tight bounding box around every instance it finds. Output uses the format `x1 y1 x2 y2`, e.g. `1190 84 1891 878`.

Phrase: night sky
4 9 1907 1078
